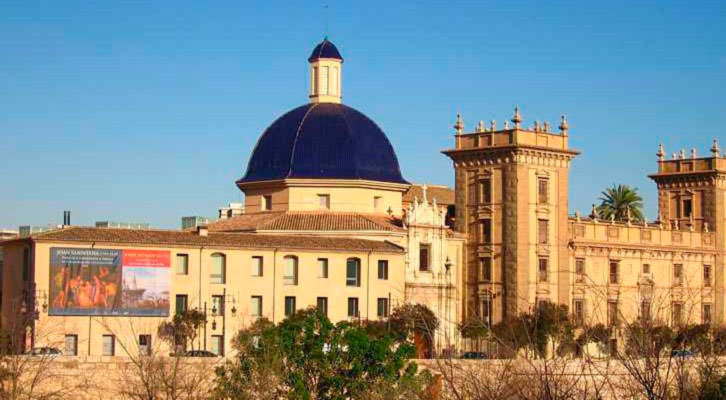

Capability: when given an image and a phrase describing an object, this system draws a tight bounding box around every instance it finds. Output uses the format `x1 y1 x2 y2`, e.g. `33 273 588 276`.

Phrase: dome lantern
308 38 343 104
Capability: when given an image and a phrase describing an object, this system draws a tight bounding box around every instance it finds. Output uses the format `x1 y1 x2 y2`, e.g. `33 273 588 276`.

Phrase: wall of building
4 240 405 357
570 219 718 326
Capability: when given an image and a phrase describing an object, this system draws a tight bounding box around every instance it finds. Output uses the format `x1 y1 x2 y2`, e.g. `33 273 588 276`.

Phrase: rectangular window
175 294 188 314
139 334 151 356
347 297 359 318
574 300 584 326
252 256 263 277
211 254 226 284
672 302 684 326
102 335 115 356
330 66 338 95
673 264 683 286
479 178 491 203
176 254 189 275
683 198 693 218
374 196 382 211
320 66 329 95
316 297 328 316
346 259 361 286
211 335 224 356
538 178 549 204
609 261 619 284
643 263 650 274
377 298 389 318
480 257 492 282
318 258 329 278
212 295 224 316
419 244 430 271
575 259 585 282
318 194 330 210
64 334 78 356
704 265 712 287
538 258 548 283
251 296 262 317
703 303 713 325
538 219 549 244
263 195 272 211
284 296 296 317
284 257 298 285
378 260 388 280
607 301 618 327
480 219 492 243
641 300 651 321
480 297 491 326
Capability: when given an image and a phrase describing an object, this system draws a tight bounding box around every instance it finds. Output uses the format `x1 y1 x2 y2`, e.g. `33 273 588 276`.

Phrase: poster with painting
49 247 170 316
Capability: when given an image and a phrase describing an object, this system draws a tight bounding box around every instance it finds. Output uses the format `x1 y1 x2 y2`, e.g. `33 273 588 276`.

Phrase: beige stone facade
444 111 725 333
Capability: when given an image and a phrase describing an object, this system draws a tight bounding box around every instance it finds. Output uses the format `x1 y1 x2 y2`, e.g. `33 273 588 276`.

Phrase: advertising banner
49 247 170 316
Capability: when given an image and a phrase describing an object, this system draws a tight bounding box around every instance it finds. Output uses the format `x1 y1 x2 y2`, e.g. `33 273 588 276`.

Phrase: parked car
181 350 219 357
29 347 62 356
461 351 488 359
670 349 696 358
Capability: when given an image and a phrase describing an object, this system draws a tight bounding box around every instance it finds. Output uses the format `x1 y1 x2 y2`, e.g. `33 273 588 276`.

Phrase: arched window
284 256 298 286
210 253 226 284
346 258 361 287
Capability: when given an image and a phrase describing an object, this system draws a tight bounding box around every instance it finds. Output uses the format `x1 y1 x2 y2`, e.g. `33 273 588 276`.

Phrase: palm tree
597 184 644 222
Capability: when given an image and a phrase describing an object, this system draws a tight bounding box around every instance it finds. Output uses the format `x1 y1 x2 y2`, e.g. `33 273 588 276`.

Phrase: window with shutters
419 245 430 272
346 258 361 286
538 258 548 283
480 257 492 282
574 300 584 326
284 256 298 286
480 220 492 243
538 178 548 204
479 178 491 203
575 259 585 283
538 219 549 244
210 253 226 284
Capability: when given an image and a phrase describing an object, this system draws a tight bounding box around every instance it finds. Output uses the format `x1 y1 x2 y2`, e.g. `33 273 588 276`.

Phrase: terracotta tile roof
403 184 455 206
207 211 404 233
26 226 404 253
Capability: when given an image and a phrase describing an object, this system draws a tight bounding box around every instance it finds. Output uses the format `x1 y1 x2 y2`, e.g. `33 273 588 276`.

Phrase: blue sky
1 1 724 229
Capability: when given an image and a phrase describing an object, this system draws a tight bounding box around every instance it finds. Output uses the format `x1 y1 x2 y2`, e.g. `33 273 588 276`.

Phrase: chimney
63 211 71 227
196 225 208 237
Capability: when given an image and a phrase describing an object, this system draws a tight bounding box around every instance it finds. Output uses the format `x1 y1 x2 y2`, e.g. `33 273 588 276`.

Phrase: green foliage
492 301 573 358
388 303 439 342
157 309 207 351
458 316 489 339
597 184 645 222
213 307 432 400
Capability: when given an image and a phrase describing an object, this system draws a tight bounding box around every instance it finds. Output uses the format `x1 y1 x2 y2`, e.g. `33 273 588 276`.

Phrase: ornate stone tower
649 140 726 322
442 109 579 324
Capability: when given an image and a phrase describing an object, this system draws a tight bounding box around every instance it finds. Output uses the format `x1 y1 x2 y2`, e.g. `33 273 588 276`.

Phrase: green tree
597 184 645 222
492 301 574 358
213 308 432 400
157 309 207 353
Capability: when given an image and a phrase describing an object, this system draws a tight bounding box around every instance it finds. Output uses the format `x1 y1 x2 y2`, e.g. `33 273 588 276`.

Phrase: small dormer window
263 195 272 211
318 194 330 210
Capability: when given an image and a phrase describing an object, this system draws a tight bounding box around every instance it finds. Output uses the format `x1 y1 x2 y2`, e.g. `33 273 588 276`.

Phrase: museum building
0 39 465 357
2 38 723 358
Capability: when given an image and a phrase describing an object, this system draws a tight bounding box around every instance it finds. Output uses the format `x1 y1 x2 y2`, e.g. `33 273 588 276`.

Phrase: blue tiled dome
308 38 343 62
237 103 408 184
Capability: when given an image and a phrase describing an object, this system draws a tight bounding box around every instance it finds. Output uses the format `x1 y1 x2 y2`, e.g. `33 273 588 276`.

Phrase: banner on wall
49 247 170 316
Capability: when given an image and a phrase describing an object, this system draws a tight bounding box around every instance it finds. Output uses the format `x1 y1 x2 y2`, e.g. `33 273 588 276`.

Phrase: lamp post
444 257 452 356
210 288 237 354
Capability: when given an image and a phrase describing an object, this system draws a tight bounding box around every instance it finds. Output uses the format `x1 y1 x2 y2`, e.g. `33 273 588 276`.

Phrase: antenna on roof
324 3 330 39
